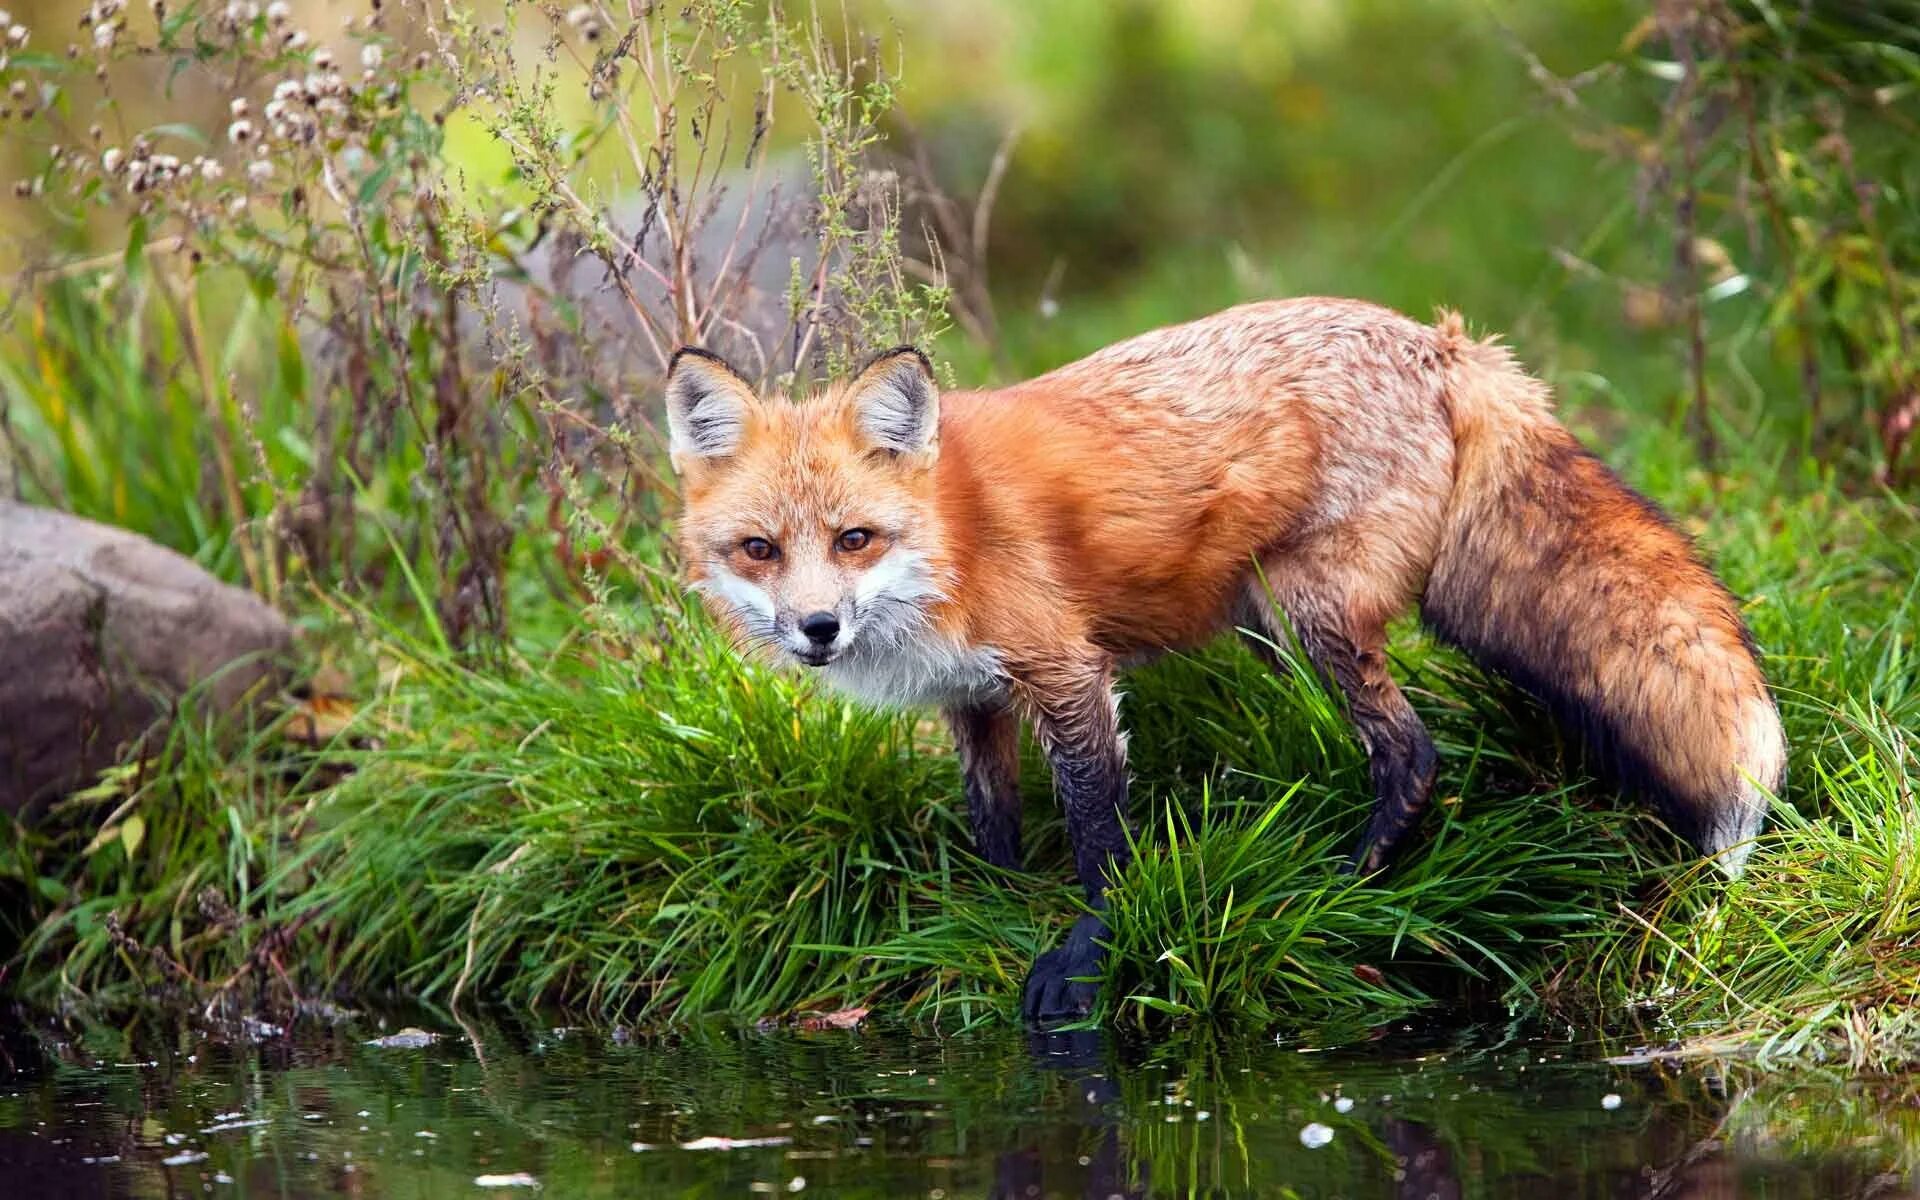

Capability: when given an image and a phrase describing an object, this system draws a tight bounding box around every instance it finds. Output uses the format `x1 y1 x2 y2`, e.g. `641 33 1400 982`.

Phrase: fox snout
793 610 842 664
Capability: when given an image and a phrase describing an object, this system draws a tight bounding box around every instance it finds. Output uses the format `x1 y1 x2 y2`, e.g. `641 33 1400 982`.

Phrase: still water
2 1009 1915 1198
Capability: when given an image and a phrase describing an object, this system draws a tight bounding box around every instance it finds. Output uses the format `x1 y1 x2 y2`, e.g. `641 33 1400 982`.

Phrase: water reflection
0 1008 1916 1198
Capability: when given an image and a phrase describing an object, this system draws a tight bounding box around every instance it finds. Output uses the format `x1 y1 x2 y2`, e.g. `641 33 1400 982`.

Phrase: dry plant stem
1657 1 1716 470
172 270 269 597
1734 77 1822 424
1824 119 1920 483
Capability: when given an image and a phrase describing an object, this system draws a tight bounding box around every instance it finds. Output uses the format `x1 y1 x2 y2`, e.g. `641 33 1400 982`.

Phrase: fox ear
847 346 939 458
664 348 757 470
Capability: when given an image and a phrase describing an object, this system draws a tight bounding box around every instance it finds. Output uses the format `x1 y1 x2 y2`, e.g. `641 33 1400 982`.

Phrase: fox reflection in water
991 1032 1147 1200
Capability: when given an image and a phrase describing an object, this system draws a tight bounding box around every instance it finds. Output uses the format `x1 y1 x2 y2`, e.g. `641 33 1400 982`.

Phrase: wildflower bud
361 43 381 70
265 0 288 25
264 98 286 122
313 46 333 71
88 122 103 141
227 117 254 143
92 23 115 50
199 157 222 181
8 22 28 47
230 97 249 117
13 180 28 197
565 5 591 27
228 194 247 215
273 78 299 102
7 80 23 101
0 11 11 29
246 159 271 183
284 29 308 51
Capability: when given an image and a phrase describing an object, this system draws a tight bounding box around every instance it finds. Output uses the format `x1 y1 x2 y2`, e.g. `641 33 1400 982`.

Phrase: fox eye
740 537 778 562
835 528 872 553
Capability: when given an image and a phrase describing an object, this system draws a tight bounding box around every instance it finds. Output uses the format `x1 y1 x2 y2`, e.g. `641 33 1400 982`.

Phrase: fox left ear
847 346 939 458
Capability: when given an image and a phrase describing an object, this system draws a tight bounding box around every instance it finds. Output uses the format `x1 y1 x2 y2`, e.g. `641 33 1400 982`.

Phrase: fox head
663 346 946 669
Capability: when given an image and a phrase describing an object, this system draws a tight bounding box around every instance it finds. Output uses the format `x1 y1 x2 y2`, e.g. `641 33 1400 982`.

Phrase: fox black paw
1022 913 1108 1026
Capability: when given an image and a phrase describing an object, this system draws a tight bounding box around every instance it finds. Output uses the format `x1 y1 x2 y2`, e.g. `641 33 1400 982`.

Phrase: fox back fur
664 298 1786 1021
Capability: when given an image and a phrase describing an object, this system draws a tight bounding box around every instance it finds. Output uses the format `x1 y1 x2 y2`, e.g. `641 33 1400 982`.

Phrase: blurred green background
0 0 1684 405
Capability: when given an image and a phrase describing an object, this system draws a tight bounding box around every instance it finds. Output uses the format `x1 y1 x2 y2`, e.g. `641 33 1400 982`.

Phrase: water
2 1009 1916 1198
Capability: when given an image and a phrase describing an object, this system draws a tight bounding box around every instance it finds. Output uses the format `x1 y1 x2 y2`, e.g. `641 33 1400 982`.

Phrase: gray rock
0 502 292 818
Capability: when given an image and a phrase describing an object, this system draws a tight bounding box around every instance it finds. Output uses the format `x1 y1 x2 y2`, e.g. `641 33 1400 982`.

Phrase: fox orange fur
664 298 1786 1023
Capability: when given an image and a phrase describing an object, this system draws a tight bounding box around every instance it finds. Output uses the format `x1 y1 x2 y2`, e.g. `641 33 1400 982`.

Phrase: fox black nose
799 611 840 646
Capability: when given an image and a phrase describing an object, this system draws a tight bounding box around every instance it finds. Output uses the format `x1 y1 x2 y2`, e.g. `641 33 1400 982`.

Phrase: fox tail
1419 313 1785 875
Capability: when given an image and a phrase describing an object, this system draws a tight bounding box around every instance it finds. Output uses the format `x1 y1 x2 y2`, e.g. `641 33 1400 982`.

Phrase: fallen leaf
366 1027 438 1049
794 1006 868 1032
287 693 358 744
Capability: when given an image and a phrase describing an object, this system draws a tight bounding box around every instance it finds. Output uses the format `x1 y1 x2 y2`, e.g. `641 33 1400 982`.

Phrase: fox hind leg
1244 566 1438 875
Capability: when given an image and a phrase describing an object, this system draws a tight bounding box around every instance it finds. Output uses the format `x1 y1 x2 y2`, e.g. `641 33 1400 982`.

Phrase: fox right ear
664 348 757 471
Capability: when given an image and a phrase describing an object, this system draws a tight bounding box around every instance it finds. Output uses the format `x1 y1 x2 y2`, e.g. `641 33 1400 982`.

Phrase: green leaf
121 814 146 858
124 215 149 277
144 121 211 148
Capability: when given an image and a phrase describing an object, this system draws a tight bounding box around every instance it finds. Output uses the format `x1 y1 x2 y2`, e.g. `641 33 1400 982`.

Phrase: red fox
664 298 1786 1023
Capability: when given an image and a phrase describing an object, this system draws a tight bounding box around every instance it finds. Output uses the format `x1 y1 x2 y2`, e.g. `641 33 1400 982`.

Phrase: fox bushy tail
1420 314 1785 875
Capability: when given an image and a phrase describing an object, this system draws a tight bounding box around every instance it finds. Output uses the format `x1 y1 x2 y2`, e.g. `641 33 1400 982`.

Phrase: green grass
9 431 1917 1062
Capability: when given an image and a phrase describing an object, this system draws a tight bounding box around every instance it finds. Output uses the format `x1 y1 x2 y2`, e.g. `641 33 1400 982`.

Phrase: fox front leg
946 701 1023 870
1012 654 1131 1025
